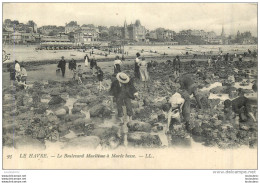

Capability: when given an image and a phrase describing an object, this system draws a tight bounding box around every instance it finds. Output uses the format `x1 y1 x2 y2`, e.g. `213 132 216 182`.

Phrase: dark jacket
114 64 121 74
134 62 140 78
173 58 181 70
8 64 16 81
109 79 137 99
58 59 66 69
69 60 76 70
232 96 250 114
179 74 195 92
97 69 104 81
90 59 97 68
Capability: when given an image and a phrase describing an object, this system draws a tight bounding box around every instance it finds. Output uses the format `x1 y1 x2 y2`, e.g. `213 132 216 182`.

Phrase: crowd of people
105 51 257 133
8 48 257 134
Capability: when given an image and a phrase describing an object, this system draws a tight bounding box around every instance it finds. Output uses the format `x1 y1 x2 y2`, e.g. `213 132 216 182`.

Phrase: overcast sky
3 3 257 36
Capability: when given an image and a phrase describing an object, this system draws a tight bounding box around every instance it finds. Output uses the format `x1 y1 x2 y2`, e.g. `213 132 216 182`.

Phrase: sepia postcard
2 2 258 170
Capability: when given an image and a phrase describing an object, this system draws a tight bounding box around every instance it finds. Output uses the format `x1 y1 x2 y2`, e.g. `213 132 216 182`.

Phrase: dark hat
61 56 64 58
136 52 140 57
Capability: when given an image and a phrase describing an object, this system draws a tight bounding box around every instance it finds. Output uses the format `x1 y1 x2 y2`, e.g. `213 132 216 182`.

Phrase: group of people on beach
207 49 258 68
8 60 28 89
105 51 200 131
107 50 257 133
56 54 105 91
8 47 257 134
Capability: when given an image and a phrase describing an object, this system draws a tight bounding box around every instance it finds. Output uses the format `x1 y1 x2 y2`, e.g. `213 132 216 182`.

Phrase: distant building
27 20 37 33
179 29 192 36
155 29 176 41
21 32 41 43
190 30 202 36
39 25 56 35
65 21 80 33
189 30 217 41
74 26 99 45
109 26 123 39
40 35 72 47
3 19 38 33
3 32 41 44
242 38 255 44
207 31 217 39
204 31 217 43
148 31 157 40
207 37 223 44
122 20 146 42
220 25 228 44
38 25 65 36
3 32 22 44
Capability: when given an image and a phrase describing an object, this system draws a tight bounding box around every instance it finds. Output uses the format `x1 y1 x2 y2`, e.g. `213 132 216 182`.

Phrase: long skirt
139 67 149 81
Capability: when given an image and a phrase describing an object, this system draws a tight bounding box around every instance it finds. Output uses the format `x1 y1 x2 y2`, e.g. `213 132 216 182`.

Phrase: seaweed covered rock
64 113 86 122
55 108 67 117
90 126 121 149
127 121 152 132
48 96 66 106
34 103 48 114
89 104 111 118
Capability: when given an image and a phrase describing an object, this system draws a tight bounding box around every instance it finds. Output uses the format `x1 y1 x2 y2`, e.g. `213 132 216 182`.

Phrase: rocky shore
3 54 258 150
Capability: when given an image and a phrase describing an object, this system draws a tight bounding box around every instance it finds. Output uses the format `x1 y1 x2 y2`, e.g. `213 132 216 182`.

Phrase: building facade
3 32 41 44
74 27 99 45
122 20 146 42
65 21 80 33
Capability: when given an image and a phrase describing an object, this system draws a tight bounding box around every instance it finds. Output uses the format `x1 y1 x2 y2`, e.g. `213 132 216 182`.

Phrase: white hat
116 72 130 84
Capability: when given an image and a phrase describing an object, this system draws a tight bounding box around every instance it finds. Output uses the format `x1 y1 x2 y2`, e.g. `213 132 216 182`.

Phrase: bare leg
78 77 82 84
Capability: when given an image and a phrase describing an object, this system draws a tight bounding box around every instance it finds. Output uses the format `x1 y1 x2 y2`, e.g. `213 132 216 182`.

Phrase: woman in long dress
134 52 141 79
84 54 90 69
139 57 149 89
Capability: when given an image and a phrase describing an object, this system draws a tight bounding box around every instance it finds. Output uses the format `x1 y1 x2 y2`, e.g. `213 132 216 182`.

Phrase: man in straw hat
57 56 66 77
109 72 139 123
